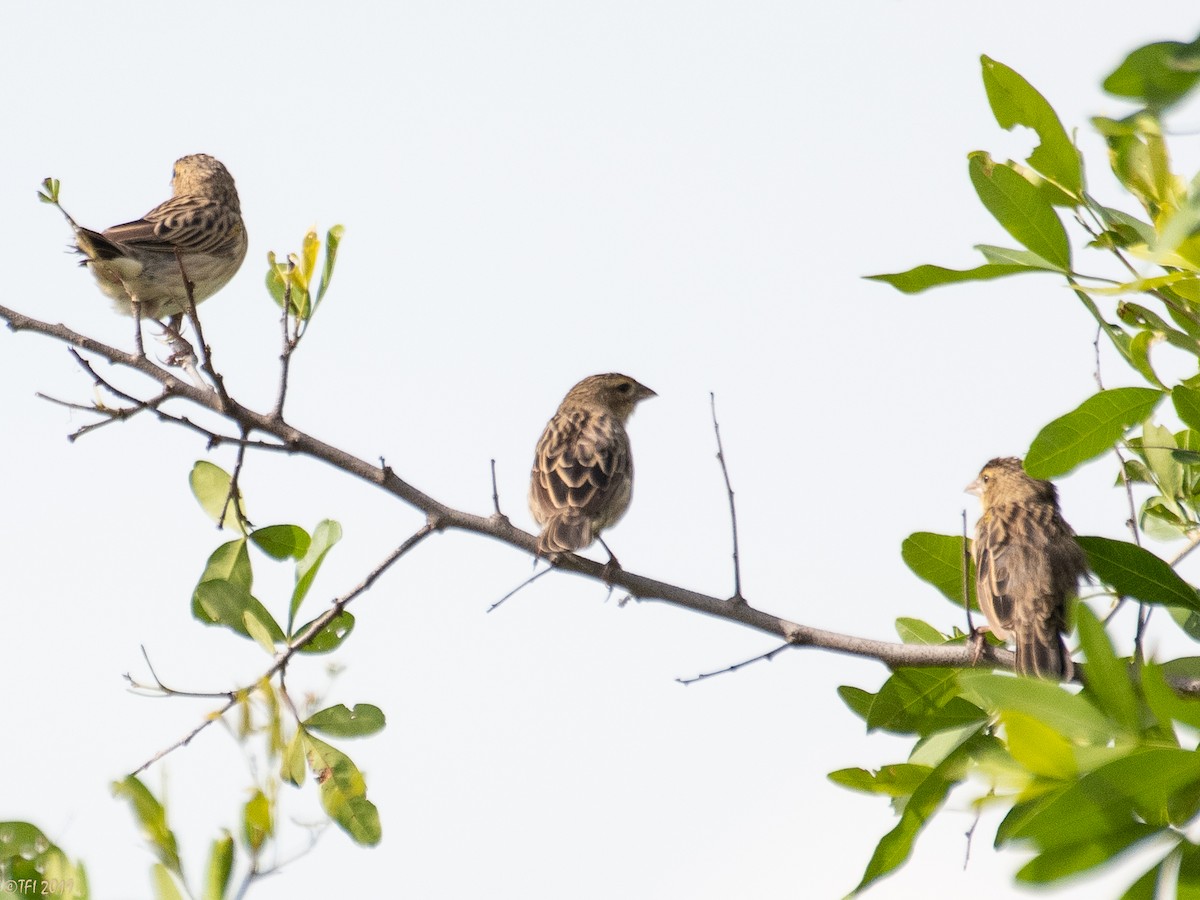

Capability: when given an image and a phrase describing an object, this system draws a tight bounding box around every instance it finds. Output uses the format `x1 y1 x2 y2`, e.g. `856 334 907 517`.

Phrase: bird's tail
1013 624 1073 680
536 513 593 555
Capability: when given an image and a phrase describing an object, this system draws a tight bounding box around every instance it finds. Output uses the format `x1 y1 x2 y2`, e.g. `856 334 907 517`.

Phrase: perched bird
967 457 1088 679
69 154 247 320
529 373 657 563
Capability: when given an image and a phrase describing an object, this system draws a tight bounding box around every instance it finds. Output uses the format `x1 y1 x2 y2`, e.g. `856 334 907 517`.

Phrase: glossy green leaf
112 776 181 875
189 461 247 532
293 610 355 654
251 524 310 560
303 734 382 846
290 519 343 629
864 262 1039 294
1075 605 1140 733
1025 388 1163 478
1077 536 1200 612
900 532 976 609
304 703 386 738
202 831 234 900
968 151 1071 271
958 672 1114 743
829 764 931 798
1104 38 1200 110
193 579 287 642
981 56 1082 196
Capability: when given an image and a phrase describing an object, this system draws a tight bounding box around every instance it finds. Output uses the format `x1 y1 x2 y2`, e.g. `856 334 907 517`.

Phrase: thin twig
490 459 502 516
487 565 553 613
273 273 297 420
710 392 744 603
218 427 252 532
676 641 793 685
961 510 975 635
124 645 240 699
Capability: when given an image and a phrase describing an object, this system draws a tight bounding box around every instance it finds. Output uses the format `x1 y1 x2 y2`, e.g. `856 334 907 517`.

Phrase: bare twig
676 641 793 685
710 392 744 603
961 510 975 635
490 458 503 517
175 248 231 409
487 565 553 613
218 426 252 532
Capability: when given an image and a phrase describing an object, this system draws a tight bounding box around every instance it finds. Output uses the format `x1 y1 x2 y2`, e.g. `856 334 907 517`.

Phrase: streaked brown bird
69 154 247 319
967 457 1087 679
529 373 656 564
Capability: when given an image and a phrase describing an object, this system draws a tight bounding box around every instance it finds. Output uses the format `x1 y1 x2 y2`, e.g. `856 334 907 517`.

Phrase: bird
967 457 1088 679
67 153 247 321
529 373 657 567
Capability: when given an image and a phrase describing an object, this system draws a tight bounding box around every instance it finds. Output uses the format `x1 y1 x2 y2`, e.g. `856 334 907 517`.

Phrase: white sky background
5 3 1200 898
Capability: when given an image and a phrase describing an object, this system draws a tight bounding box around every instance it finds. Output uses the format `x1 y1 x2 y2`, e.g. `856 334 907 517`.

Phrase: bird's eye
982 475 990 483
617 382 632 393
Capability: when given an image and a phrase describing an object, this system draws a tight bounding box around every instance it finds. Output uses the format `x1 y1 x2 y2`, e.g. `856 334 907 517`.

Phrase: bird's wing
101 196 235 254
532 408 629 521
975 513 1017 638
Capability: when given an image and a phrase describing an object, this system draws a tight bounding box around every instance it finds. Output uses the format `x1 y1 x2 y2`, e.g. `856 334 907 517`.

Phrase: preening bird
529 373 656 565
66 153 247 320
968 457 1087 679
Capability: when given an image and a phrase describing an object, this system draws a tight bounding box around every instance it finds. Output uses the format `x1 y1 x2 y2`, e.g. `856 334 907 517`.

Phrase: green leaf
867 668 987 736
1002 709 1077 779
242 790 272 853
151 865 186 900
1104 38 1200 111
1077 536 1200 612
193 579 287 642
281 729 307 787
958 672 1115 744
293 610 355 654
189 461 247 532
839 685 875 722
112 776 181 875
1016 824 1162 884
895 617 946 645
303 734 382 846
202 831 234 900
968 151 1071 271
244 609 279 655
1175 384 1200 433
304 703 386 738
851 733 982 894
980 56 1082 196
1025 387 1164 478
864 262 1040 294
900 532 976 609
316 224 345 307
197 538 252 592
289 519 343 630
829 764 932 798
975 244 1064 270
1075 605 1140 734
250 524 310 560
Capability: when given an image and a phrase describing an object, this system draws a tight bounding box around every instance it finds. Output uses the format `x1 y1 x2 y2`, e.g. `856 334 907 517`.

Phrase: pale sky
4 4 1200 898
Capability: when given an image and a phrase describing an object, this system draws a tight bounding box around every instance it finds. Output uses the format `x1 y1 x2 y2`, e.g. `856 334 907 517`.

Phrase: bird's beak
637 384 658 401
965 477 983 497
